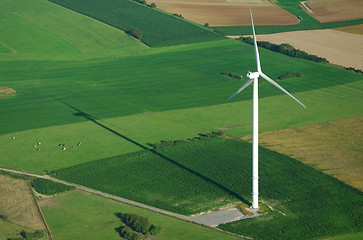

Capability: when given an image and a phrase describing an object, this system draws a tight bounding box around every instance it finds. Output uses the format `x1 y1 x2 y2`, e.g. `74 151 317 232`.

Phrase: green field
40 190 240 240
213 0 363 35
1 0 363 239
48 0 224 47
49 137 363 239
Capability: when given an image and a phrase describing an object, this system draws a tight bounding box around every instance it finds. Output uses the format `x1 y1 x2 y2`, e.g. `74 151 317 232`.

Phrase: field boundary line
28 182 54 240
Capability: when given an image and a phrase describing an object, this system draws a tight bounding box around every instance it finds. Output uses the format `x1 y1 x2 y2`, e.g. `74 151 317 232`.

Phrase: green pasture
1 38 362 135
50 137 363 239
1 80 362 174
48 0 224 47
213 0 363 35
0 219 38 240
0 0 146 60
40 190 240 240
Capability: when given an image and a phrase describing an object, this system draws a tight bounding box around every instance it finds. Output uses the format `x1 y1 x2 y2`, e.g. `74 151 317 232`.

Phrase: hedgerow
240 37 328 63
278 71 302 80
116 213 161 239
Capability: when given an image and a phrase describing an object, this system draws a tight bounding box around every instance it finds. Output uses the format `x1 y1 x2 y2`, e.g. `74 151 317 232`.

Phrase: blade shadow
57 99 249 205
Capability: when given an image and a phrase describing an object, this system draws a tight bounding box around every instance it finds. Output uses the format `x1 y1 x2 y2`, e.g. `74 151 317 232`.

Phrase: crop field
307 0 363 23
40 190 240 240
213 0 363 35
49 137 363 239
148 0 299 26
253 29 363 69
336 24 363 35
48 0 224 47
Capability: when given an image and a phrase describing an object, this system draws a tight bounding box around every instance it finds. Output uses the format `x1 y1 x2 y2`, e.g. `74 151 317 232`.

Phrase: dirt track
150 0 299 26
255 29 363 69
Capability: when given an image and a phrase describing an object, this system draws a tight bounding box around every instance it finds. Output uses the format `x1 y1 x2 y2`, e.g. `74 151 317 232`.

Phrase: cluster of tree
278 71 303 80
345 67 363 74
221 72 243 80
173 13 184 19
127 28 143 40
116 213 161 240
150 131 223 149
8 230 47 240
240 37 328 64
132 0 156 8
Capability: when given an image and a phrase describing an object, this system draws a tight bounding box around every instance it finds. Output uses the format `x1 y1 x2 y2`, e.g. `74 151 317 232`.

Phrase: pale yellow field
149 0 299 26
242 117 363 191
335 24 363 35
307 0 363 22
0 174 46 230
255 29 363 69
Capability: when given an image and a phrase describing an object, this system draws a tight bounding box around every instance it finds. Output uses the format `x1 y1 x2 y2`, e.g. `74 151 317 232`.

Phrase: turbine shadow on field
58 100 249 205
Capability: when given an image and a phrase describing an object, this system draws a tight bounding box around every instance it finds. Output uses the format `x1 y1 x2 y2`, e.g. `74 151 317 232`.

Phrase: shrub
128 28 143 40
204 23 209 28
149 225 161 235
148 2 156 8
278 71 302 80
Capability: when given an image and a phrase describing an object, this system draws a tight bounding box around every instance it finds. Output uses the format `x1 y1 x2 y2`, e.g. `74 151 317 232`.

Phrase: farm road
0 167 249 227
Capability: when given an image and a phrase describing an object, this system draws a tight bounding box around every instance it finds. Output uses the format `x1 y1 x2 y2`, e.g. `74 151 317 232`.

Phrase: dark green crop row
51 137 363 239
48 0 224 47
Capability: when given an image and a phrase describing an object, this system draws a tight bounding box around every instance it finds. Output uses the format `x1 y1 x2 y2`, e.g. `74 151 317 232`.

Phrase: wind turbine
228 10 306 209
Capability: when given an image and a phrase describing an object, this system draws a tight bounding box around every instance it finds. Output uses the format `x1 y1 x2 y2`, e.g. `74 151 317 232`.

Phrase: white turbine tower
228 10 306 210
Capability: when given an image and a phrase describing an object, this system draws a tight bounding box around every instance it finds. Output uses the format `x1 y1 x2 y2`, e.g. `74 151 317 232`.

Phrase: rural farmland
0 0 362 239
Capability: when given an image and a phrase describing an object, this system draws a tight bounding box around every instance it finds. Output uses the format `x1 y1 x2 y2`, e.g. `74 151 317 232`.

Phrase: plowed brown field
255 29 363 69
307 0 363 23
150 0 300 26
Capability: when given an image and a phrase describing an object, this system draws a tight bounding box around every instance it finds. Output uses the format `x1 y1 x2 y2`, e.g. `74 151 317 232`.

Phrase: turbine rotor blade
250 10 261 73
228 79 253 101
260 72 306 108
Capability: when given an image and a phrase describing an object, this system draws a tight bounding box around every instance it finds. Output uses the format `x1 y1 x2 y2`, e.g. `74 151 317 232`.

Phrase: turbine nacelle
247 71 260 80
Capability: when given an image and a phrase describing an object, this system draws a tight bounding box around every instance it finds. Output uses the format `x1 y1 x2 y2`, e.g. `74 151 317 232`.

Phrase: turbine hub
247 71 260 79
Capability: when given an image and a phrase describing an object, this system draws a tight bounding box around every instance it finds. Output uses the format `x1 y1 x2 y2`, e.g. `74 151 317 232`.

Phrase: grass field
49 137 363 239
0 38 362 136
48 0 224 47
248 116 363 191
1 79 362 174
40 190 241 240
1 0 362 239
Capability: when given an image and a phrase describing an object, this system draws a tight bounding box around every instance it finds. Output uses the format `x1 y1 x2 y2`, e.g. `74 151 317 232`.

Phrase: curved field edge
48 0 224 47
50 137 363 239
39 190 241 240
1 80 362 174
